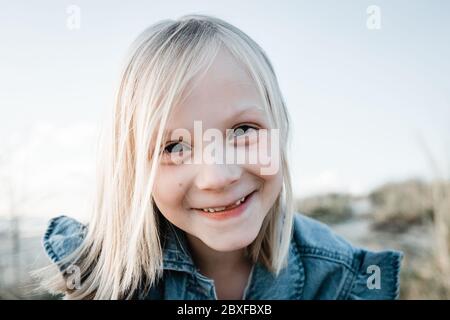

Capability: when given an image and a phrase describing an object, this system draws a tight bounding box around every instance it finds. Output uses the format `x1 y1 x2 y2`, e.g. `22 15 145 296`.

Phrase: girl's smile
193 188 258 221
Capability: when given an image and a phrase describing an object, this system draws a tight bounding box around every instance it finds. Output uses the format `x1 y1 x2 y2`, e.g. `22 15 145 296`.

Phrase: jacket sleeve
42 215 87 268
347 249 403 300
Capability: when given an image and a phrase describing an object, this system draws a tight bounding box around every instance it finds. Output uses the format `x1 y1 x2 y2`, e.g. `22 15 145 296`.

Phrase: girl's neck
185 233 253 299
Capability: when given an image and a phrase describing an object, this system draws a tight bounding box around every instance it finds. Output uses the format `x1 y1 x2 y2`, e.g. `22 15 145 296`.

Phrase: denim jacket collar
159 220 305 299
161 221 197 274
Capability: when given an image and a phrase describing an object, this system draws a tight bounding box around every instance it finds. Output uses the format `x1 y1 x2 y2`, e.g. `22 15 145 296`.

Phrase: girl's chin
199 231 259 252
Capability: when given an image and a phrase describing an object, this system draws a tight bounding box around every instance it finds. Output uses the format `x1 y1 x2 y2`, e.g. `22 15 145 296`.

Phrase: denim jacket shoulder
43 215 86 267
42 213 403 300
291 214 402 299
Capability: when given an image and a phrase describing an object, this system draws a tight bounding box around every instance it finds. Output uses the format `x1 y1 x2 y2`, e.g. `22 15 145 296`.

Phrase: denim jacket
42 213 403 300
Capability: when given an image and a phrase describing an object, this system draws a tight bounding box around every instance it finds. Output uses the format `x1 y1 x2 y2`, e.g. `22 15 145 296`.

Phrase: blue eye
163 142 191 154
233 124 258 137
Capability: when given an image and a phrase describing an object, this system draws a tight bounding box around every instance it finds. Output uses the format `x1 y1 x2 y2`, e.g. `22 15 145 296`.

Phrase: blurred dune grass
297 178 450 299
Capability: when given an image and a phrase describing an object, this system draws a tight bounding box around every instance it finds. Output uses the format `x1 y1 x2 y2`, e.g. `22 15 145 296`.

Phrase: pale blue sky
0 0 449 219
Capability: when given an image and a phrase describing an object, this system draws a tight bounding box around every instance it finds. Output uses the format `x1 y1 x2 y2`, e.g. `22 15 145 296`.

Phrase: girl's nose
195 164 242 191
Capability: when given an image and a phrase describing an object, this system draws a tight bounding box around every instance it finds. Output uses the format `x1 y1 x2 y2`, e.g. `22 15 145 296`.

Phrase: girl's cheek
153 166 191 211
243 139 282 180
243 163 282 190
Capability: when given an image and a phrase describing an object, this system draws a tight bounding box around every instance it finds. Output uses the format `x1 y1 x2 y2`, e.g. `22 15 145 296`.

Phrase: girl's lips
195 190 256 221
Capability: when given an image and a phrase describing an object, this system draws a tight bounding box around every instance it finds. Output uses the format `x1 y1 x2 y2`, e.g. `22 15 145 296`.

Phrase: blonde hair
36 14 294 299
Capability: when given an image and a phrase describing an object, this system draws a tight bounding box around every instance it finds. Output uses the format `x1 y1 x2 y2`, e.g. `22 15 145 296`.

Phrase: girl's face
152 49 283 252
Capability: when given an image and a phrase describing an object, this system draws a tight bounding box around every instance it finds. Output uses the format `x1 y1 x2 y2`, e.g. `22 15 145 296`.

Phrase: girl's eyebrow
164 105 265 138
231 104 265 119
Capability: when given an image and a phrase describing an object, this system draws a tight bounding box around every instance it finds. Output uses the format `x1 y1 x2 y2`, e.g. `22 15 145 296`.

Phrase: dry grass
296 193 353 224
296 176 450 299
369 179 434 232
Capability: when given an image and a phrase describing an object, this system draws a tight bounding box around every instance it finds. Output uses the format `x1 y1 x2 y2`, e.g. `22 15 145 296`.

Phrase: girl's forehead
177 81 262 113
168 81 265 132
157 48 270 138
181 48 258 102
169 70 264 128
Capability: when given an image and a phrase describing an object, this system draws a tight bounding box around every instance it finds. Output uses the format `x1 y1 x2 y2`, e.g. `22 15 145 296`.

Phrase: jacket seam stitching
42 216 64 263
299 253 354 271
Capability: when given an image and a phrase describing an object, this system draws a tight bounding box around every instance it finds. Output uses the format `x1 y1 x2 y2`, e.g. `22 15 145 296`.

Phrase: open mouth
193 190 256 214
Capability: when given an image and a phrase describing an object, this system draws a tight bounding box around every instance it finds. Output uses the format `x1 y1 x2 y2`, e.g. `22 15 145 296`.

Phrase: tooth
201 200 245 213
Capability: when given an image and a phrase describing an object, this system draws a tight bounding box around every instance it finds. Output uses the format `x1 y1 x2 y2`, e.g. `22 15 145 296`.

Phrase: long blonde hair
36 14 294 299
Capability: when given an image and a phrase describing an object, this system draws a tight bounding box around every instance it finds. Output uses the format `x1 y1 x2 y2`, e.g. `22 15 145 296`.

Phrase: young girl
39 14 402 300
